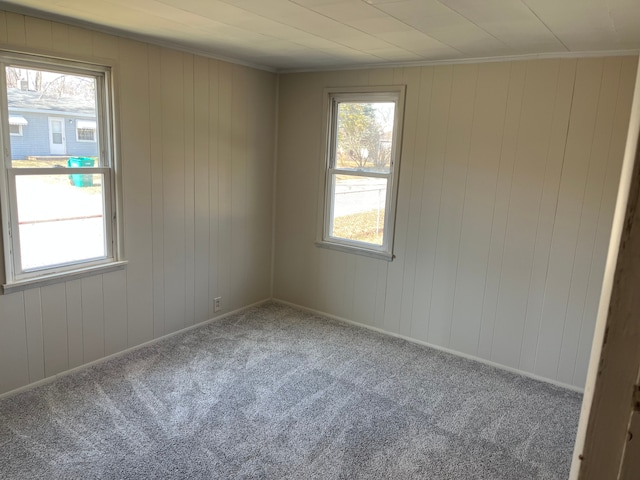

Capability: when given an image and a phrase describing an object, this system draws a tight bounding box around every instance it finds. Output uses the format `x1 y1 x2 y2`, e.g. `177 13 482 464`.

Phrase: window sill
2 260 128 294
315 240 394 261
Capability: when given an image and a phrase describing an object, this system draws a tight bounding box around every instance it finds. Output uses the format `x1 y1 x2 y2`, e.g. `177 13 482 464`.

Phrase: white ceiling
1 0 639 71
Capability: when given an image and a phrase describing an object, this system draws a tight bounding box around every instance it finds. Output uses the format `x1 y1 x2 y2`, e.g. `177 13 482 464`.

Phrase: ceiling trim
0 2 277 73
279 49 640 74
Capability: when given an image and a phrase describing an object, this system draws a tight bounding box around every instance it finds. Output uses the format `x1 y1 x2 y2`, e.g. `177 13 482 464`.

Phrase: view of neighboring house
7 86 98 160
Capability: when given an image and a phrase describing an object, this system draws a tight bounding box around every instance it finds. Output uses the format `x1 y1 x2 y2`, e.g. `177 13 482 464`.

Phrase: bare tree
5 66 95 99
337 102 393 171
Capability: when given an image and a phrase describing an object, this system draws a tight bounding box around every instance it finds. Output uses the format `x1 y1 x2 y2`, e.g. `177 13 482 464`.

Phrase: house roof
7 88 96 116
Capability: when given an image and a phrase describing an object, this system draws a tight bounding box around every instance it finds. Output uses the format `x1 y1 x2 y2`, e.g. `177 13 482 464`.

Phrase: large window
0 52 122 290
318 87 405 260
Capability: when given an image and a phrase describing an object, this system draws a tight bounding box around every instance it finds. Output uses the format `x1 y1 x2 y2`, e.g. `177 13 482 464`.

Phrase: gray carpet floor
0 302 582 479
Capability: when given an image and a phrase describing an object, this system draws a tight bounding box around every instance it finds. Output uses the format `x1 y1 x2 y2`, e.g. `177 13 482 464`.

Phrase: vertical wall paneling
383 67 420 334
5 12 25 45
148 45 165 339
118 38 154 347
103 269 128 356
183 53 196 327
230 66 248 311
81 275 104 363
477 62 526 360
410 65 453 343
65 279 84 368
399 67 432 338
401 66 433 338
534 58 605 380
517 60 576 373
50 22 68 52
491 60 563 368
40 283 69 377
91 31 118 61
66 26 91 57
256 71 277 301
274 73 323 310
161 49 186 334
311 73 329 311
0 292 28 392
245 69 259 303
193 55 210 324
23 289 44 382
449 62 510 355
556 58 623 384
0 12 8 43
428 64 478 348
24 16 51 50
274 57 638 388
247 71 275 303
207 59 220 318
0 11 277 396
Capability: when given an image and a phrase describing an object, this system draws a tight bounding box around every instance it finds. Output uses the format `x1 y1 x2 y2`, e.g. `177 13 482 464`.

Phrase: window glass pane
335 101 395 173
330 174 387 246
15 174 106 271
77 128 95 141
5 66 100 168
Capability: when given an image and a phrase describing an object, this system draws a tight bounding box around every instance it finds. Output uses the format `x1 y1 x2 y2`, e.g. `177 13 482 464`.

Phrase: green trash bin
67 157 95 187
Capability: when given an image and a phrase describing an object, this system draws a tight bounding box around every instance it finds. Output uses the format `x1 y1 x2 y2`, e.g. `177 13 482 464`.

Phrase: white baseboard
1 296 583 399
273 298 584 394
0 298 271 400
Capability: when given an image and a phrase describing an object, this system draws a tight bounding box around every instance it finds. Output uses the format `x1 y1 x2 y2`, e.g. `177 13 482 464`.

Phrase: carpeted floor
0 302 582 479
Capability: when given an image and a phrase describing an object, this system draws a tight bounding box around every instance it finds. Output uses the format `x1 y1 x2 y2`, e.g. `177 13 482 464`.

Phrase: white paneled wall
0 11 277 395
274 57 637 389
0 11 636 397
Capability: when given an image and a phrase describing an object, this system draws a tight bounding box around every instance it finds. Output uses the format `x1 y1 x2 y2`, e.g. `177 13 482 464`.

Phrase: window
317 86 405 260
8 115 26 136
76 119 96 142
0 52 123 290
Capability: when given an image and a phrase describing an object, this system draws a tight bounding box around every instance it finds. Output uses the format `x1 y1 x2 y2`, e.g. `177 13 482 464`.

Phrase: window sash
321 88 404 258
0 52 118 286
6 168 114 279
325 171 392 252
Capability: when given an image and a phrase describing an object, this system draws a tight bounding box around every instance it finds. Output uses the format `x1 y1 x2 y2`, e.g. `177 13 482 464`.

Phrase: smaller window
8 115 27 136
317 86 405 260
76 119 96 142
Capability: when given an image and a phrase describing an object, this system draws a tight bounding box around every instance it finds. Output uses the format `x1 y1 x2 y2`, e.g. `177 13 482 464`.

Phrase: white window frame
316 86 405 261
76 119 96 142
9 124 22 136
0 51 125 292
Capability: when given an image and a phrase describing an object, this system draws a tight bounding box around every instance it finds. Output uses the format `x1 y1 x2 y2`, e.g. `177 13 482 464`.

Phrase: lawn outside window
317 86 405 260
0 51 124 292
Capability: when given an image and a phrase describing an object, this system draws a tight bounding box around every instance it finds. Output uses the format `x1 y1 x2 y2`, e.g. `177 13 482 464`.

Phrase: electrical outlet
214 297 221 313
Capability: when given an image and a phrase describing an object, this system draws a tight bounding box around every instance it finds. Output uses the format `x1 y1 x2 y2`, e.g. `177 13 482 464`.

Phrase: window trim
0 50 124 291
9 124 22 136
316 85 406 261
